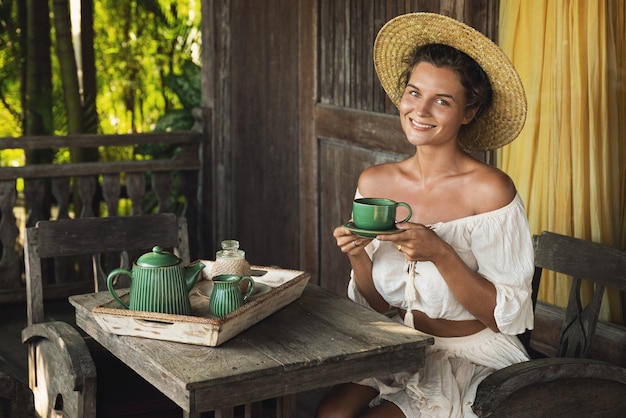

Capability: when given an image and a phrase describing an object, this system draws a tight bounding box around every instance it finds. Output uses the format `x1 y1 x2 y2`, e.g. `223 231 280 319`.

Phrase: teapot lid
136 246 180 267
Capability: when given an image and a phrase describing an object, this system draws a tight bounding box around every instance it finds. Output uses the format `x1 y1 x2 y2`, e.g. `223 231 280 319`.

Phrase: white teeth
412 120 434 128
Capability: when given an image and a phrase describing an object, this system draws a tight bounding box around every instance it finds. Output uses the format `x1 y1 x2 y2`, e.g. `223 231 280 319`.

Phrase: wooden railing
0 131 203 304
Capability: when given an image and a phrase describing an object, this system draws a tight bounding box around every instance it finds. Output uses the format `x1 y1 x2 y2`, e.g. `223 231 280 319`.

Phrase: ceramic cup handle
107 268 133 309
240 276 255 302
395 202 412 224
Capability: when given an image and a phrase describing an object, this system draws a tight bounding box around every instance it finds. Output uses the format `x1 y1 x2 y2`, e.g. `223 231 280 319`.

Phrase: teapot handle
107 268 133 309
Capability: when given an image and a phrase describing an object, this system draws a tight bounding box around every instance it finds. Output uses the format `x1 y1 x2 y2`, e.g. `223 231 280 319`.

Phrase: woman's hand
333 224 372 256
333 223 388 313
377 222 447 262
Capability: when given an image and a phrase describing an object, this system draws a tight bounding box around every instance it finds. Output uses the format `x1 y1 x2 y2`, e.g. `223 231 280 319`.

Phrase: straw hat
373 13 527 151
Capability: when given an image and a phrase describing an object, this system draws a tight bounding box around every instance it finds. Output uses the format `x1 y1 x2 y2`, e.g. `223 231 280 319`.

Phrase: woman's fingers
377 223 436 260
334 225 371 254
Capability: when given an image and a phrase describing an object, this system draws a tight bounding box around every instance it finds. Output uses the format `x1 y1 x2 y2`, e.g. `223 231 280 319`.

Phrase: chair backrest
531 231 626 358
24 214 190 326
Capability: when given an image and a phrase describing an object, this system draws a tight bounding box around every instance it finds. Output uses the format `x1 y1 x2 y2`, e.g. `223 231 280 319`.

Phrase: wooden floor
0 300 327 417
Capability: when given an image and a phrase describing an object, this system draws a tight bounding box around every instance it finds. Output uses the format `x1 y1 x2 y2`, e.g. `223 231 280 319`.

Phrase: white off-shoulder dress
347 192 535 418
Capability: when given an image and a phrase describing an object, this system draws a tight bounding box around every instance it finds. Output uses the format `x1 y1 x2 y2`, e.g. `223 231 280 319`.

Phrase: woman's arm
380 225 499 331
333 226 389 313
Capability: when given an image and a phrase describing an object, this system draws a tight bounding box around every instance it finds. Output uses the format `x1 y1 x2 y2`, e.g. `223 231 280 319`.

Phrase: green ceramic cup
352 198 412 231
209 274 255 318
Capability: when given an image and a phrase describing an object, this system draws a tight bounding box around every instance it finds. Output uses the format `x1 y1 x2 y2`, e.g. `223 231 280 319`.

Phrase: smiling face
399 62 478 149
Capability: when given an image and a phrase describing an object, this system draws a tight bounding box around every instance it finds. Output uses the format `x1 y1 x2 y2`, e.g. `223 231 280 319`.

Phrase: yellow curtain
497 0 626 323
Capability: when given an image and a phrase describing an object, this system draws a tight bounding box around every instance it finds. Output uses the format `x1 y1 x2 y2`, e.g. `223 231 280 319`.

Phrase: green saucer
343 222 404 238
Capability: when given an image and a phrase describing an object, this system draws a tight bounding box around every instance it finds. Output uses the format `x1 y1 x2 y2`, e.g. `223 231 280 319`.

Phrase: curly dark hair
398 43 492 117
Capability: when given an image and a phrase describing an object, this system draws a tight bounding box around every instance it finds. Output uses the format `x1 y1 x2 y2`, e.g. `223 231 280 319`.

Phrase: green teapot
107 246 206 315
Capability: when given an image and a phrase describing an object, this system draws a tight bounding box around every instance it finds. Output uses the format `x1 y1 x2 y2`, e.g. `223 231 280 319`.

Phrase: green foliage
153 60 201 134
0 0 22 136
94 0 202 134
134 58 201 216
163 60 202 111
0 148 24 167
154 109 195 132
0 0 202 172
137 59 201 159
0 0 200 219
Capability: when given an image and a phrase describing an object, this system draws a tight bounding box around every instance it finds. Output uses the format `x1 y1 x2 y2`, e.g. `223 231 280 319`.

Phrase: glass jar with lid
211 239 251 279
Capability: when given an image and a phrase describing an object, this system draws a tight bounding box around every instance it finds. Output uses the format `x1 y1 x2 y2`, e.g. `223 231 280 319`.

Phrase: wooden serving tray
91 262 310 346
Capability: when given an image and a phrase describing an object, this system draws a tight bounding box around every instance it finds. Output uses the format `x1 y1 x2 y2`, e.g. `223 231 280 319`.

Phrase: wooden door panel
230 0 300 270
318 138 409 294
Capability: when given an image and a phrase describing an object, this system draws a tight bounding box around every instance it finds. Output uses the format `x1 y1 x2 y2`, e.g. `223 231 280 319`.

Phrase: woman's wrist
430 240 456 266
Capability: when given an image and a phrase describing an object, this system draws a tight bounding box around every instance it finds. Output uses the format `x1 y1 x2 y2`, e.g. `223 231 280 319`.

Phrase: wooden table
70 284 433 417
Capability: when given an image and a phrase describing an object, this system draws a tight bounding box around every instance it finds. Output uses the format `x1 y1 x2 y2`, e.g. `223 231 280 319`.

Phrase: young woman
316 13 534 418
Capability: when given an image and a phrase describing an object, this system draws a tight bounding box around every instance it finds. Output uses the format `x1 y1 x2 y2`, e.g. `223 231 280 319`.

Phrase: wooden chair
473 231 626 417
21 214 188 418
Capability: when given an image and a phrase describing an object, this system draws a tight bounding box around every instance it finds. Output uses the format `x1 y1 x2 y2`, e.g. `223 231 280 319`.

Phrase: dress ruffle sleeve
469 195 535 334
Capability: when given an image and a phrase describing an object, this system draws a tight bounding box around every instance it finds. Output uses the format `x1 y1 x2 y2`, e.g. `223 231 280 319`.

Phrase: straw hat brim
373 13 527 151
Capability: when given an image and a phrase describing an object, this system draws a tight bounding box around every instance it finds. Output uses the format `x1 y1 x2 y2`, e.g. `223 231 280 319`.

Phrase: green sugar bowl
107 246 206 315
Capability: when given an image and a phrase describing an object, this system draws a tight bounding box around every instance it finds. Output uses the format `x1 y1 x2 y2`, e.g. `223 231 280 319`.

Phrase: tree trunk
24 0 53 139
52 0 99 217
80 0 99 135
23 0 54 226
51 0 82 136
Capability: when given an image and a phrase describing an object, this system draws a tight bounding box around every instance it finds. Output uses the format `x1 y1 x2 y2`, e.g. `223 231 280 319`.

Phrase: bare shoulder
468 163 517 213
357 162 401 195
